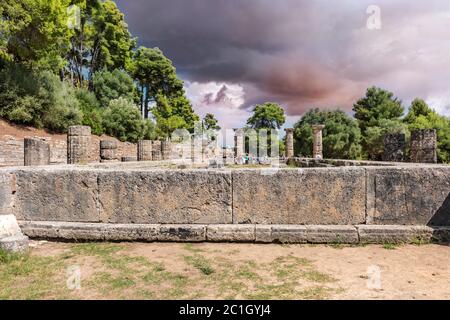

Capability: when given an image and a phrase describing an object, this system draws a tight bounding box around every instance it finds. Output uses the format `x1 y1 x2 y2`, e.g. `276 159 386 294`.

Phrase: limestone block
305 225 359 244
24 138 50 166
207 225 255 242
0 171 14 215
366 167 450 225
232 168 366 225
19 221 159 241
97 170 232 224
14 169 100 222
357 225 433 244
158 225 206 242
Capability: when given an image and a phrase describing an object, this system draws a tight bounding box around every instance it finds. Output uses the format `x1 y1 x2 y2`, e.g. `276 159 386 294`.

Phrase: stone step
17 221 450 244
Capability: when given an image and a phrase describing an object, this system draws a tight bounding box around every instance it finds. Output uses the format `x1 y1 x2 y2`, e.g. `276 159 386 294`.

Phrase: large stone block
207 225 255 242
357 225 433 244
97 170 232 224
0 171 14 215
14 169 100 222
232 168 366 225
366 167 450 225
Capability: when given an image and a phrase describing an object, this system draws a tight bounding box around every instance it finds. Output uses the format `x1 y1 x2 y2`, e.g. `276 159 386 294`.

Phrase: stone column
24 138 50 166
152 141 162 161
161 141 172 160
137 140 153 161
100 140 117 163
312 125 325 159
382 133 405 162
67 126 91 164
234 129 245 162
284 128 294 158
410 129 438 163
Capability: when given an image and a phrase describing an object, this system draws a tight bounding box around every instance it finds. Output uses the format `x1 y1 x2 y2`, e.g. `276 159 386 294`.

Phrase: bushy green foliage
203 113 221 131
102 97 155 142
404 99 450 163
353 87 405 160
152 94 200 138
0 0 71 71
247 102 286 129
294 109 363 159
0 63 82 132
93 69 138 107
74 88 104 135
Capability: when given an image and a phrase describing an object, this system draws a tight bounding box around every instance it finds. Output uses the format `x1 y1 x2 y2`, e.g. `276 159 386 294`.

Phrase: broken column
137 140 153 161
100 140 117 163
285 128 294 158
410 129 438 163
161 141 172 160
312 125 325 159
152 141 162 161
24 138 50 166
234 129 245 163
382 133 406 162
67 126 91 164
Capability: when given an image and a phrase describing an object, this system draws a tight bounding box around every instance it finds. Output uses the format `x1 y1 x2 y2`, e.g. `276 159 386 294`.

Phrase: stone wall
0 135 136 167
2 165 449 226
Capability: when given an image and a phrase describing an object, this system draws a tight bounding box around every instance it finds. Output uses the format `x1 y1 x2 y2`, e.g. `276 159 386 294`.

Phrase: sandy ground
23 241 450 300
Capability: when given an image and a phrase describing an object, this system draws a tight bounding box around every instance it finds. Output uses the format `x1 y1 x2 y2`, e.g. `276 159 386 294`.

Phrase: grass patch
184 255 215 275
382 243 399 250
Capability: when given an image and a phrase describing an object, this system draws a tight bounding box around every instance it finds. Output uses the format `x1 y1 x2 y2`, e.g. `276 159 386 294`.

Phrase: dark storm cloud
116 0 450 120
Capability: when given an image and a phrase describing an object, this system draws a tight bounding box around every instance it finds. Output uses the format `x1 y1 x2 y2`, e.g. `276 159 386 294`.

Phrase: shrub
102 97 155 142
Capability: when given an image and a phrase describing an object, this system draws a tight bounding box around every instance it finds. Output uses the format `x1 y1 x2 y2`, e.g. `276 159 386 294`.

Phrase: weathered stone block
207 225 255 242
306 225 358 244
232 168 366 225
269 225 308 243
97 170 232 224
366 167 450 225
383 133 405 162
0 235 29 252
158 225 206 242
19 221 160 241
0 171 14 215
24 138 50 166
357 225 433 244
410 129 437 163
14 169 100 222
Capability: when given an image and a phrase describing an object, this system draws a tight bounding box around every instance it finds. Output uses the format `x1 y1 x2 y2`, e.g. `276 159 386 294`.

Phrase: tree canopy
294 108 362 159
246 102 286 129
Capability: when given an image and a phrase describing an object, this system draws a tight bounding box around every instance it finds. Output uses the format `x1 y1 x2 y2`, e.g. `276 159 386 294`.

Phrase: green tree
129 46 184 118
353 87 405 159
74 88 104 135
203 113 221 130
66 0 135 86
92 69 137 107
0 63 82 132
294 108 363 159
102 97 155 142
246 102 286 129
404 98 450 163
152 94 200 138
0 0 72 72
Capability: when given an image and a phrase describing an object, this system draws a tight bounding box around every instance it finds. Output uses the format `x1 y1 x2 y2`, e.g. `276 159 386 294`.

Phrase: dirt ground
1 241 450 300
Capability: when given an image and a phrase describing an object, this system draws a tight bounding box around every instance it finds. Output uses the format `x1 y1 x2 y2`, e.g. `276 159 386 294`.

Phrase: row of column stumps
231 126 325 160
22 125 438 166
382 129 438 163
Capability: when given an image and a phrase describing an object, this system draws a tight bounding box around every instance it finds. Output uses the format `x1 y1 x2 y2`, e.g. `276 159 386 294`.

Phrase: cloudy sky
115 0 450 129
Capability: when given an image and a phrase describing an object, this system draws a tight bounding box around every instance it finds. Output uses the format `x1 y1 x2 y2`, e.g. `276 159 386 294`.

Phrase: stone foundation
1 162 450 246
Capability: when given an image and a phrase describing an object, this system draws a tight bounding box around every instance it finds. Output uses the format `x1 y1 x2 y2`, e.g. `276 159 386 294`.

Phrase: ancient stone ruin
410 129 438 164
382 133 406 162
24 138 50 166
1 123 450 253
